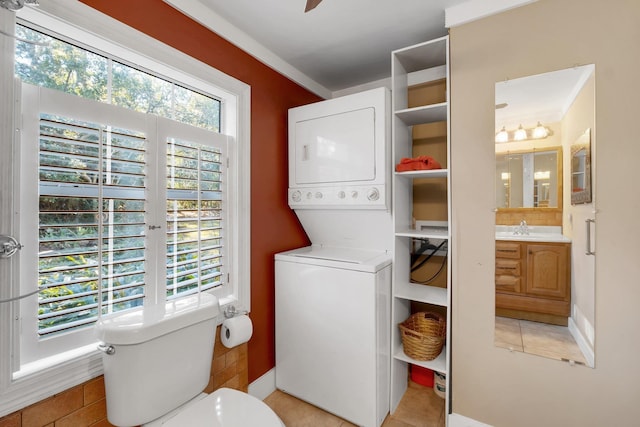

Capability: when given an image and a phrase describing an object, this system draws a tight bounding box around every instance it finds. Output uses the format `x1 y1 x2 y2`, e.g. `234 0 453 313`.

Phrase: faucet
514 219 529 236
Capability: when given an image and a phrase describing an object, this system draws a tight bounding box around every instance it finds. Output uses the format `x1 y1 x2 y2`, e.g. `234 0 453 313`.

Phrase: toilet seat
147 388 284 427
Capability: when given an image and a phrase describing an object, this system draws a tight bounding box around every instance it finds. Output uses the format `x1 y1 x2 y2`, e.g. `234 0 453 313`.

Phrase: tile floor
264 380 445 427
494 316 587 365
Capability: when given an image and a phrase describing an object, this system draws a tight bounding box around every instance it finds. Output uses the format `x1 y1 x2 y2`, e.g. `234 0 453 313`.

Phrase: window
0 5 250 417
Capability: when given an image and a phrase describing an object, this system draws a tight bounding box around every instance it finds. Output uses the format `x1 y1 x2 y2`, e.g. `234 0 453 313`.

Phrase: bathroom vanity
495 230 571 326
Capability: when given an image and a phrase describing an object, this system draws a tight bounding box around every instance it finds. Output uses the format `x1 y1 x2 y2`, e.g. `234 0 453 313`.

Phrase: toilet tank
95 293 219 427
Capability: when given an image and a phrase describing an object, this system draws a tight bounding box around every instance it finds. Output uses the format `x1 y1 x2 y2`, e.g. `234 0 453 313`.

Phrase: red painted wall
80 0 320 382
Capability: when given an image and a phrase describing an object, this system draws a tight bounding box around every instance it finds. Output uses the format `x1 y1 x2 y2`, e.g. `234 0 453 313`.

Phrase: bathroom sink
495 232 570 242
495 226 571 243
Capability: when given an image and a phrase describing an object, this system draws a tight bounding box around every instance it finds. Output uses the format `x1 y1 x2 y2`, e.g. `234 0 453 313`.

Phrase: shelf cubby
390 35 451 423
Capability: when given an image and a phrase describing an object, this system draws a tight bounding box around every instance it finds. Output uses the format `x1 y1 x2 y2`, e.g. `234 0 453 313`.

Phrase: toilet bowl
145 388 284 427
95 293 283 427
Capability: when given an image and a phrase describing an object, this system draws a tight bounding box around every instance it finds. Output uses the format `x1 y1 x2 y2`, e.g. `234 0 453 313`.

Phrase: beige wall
450 0 640 426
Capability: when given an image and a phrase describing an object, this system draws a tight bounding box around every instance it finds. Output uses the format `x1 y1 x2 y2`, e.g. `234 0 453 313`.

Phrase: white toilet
95 293 284 427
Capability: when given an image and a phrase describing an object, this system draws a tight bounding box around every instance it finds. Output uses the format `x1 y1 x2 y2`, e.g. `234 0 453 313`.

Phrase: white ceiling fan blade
305 0 323 12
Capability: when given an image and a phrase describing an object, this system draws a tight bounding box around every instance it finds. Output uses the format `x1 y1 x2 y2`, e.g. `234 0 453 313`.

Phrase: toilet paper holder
223 304 248 319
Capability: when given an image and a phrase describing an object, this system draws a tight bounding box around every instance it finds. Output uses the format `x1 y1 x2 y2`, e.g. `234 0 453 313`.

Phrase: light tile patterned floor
265 380 445 427
494 316 587 365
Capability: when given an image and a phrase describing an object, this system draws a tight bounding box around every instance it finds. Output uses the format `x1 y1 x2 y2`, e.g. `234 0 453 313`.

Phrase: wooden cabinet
526 243 570 299
495 240 571 325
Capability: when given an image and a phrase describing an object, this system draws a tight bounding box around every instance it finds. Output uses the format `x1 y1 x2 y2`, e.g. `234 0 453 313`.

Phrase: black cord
411 240 447 272
411 253 448 285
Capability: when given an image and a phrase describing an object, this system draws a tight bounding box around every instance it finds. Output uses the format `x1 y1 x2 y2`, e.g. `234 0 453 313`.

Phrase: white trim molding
568 317 595 368
445 0 538 28
248 368 277 401
449 413 494 427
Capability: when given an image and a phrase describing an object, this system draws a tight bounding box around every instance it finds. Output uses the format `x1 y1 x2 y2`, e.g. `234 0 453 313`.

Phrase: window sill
13 343 99 381
1 346 103 418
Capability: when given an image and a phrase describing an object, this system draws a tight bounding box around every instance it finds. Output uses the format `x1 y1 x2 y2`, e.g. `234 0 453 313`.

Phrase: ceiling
495 65 595 132
165 0 470 95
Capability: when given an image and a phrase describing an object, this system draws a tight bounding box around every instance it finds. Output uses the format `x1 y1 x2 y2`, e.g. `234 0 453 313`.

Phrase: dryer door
292 107 375 185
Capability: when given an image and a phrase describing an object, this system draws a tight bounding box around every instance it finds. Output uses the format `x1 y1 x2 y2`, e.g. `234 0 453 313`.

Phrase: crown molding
445 0 538 28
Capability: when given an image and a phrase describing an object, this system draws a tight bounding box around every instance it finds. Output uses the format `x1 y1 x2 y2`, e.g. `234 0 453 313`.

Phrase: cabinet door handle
585 218 595 255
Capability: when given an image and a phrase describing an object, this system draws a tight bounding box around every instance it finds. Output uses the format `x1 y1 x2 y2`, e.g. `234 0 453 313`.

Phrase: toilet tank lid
95 293 219 345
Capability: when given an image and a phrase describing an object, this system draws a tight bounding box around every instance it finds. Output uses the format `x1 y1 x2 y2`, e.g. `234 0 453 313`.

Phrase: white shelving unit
390 35 452 421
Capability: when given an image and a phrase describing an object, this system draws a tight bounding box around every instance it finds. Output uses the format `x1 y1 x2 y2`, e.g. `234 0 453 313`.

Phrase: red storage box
410 365 434 387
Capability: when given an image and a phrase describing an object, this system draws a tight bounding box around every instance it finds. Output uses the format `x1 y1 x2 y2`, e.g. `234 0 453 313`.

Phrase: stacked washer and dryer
275 88 392 427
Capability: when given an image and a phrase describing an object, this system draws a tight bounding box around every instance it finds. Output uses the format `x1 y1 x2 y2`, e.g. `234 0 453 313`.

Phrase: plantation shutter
158 118 229 300
37 115 147 336
19 84 229 364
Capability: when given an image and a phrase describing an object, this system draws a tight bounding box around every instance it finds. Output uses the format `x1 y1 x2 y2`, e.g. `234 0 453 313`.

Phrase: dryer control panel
288 184 386 209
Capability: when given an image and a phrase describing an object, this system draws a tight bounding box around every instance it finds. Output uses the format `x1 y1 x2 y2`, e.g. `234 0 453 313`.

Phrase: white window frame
0 3 251 417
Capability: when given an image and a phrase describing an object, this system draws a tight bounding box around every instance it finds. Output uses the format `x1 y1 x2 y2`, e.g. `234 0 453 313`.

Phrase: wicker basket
399 312 446 361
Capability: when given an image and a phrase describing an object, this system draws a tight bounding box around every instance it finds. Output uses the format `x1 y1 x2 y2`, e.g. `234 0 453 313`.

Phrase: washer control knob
367 188 380 201
291 190 302 202
315 192 323 199
306 192 313 199
337 191 346 199
351 191 358 199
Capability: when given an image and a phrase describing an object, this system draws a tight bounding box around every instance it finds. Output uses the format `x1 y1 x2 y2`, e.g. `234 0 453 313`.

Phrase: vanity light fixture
495 122 551 143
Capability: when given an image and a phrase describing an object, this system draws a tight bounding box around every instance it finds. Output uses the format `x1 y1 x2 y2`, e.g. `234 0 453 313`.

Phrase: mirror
571 129 592 204
496 148 562 209
493 65 596 367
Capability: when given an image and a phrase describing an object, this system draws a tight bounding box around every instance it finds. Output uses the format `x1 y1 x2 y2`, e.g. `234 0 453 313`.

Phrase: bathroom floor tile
381 417 415 427
494 317 524 352
519 320 587 364
265 380 444 427
388 381 445 427
494 317 588 365
264 390 346 427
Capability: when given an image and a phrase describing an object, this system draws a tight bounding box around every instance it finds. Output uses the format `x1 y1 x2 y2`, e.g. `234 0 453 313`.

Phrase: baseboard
449 413 493 427
248 368 276 401
568 317 595 367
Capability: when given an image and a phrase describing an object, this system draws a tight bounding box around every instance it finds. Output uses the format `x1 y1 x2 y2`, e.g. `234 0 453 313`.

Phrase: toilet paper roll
221 315 253 348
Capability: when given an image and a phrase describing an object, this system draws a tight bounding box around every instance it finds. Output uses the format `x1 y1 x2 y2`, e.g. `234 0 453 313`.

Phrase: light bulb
532 122 548 139
495 126 508 143
514 124 527 141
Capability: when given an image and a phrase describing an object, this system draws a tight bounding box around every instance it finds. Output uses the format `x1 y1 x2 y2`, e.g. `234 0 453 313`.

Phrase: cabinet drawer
495 259 521 276
496 275 521 293
496 241 521 259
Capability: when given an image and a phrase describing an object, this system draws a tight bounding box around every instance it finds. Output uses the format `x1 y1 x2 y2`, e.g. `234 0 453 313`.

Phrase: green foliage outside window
15 24 221 132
